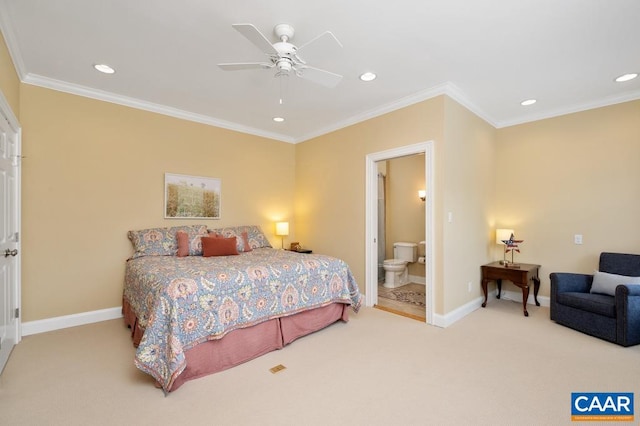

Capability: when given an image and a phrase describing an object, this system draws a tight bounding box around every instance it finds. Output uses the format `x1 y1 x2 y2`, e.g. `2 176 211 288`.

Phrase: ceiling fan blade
232 23 278 55
298 66 343 88
296 31 343 61
218 62 273 71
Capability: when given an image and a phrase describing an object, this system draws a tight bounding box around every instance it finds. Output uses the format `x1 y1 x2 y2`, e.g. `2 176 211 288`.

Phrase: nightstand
291 248 312 254
481 261 541 316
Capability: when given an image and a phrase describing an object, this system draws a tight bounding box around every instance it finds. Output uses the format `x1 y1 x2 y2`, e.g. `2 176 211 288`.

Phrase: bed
123 225 361 393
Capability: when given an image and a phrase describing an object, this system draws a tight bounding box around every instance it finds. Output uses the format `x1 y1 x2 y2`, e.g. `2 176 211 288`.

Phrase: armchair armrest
550 272 594 321
615 284 640 347
550 272 593 294
616 283 640 297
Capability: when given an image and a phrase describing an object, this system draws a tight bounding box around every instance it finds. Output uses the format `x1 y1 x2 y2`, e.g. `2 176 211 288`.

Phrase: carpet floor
2 302 639 425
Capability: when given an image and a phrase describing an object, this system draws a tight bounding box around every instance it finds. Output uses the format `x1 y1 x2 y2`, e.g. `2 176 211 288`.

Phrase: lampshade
496 228 514 244
275 222 289 236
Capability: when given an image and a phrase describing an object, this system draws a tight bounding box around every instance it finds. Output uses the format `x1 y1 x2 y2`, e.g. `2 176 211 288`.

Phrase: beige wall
494 100 640 297
19 85 296 321
294 99 445 277
294 96 496 316
0 30 20 117
294 98 450 311
5 20 638 322
441 97 497 312
386 154 426 277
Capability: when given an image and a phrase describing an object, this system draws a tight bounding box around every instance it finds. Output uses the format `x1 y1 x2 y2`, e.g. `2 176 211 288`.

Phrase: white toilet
383 242 418 288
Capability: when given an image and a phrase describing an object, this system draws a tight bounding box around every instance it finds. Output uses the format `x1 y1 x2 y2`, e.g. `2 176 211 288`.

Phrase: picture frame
164 173 221 219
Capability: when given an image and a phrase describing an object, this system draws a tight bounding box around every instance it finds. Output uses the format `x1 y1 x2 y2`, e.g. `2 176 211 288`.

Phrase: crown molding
22 73 296 144
295 84 451 142
18 71 640 143
0 3 27 80
295 82 498 143
496 90 640 128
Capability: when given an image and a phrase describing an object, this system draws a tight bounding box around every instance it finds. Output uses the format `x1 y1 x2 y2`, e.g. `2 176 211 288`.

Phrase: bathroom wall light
275 221 289 249
418 190 426 201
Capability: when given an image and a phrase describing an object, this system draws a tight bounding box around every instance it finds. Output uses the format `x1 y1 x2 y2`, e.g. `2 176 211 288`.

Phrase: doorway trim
365 141 434 324
0 89 22 374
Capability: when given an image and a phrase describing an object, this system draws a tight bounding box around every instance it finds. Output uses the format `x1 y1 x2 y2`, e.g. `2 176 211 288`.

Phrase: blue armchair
550 252 640 347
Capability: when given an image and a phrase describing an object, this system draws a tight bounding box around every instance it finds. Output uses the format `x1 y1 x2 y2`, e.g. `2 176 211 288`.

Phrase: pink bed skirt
122 299 349 391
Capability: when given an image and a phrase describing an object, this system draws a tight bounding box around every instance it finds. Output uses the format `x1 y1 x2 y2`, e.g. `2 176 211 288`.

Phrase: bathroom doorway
376 155 426 320
365 142 434 324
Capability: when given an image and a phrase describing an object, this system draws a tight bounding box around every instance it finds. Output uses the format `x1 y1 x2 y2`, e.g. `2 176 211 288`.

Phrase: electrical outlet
574 234 583 245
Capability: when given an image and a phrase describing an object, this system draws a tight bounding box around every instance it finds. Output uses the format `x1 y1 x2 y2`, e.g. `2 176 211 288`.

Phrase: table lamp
496 228 514 264
275 222 289 249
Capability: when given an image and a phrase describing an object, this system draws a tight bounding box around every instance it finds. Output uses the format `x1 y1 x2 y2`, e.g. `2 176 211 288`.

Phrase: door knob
4 249 18 258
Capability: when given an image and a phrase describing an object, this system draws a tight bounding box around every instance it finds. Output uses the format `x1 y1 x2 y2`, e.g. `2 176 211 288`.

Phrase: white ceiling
1 0 639 143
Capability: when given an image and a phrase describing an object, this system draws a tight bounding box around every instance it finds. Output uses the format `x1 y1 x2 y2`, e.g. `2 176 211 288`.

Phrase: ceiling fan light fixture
93 63 115 74
273 117 285 123
520 99 537 106
359 72 376 82
218 23 343 89
615 73 638 83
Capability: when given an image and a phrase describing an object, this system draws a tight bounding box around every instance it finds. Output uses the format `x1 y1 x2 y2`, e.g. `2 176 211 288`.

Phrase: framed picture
164 173 221 219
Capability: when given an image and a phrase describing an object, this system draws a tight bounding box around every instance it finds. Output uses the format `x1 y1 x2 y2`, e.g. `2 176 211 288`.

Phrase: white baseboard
22 306 123 336
408 274 426 285
432 297 484 328
499 289 550 307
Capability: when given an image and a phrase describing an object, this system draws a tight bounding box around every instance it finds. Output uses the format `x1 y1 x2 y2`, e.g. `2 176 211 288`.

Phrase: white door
0 102 21 374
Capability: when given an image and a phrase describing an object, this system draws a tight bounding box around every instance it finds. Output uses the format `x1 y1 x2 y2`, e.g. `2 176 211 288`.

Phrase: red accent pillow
176 231 189 257
202 236 239 257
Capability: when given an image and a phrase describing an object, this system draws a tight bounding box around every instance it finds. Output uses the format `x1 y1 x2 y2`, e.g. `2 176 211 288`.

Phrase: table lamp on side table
496 228 514 265
275 221 289 249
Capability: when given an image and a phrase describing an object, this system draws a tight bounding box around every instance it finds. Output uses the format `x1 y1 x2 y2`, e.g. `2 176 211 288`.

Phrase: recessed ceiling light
359 72 376 82
615 73 638 83
93 63 115 74
273 117 285 123
520 99 537 106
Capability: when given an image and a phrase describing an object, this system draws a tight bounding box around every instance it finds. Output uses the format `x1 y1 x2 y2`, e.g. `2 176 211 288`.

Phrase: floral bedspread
124 248 361 391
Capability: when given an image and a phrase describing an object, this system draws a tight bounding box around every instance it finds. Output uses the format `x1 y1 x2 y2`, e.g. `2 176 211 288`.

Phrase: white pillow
590 270 640 296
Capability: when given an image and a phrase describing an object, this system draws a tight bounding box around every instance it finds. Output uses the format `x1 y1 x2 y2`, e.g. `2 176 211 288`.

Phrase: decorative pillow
209 225 271 251
175 228 210 257
128 225 208 258
202 236 239 257
239 231 252 252
590 270 640 296
176 231 190 257
206 232 252 252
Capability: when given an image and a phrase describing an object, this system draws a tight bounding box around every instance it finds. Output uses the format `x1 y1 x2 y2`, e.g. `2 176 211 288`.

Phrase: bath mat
378 283 426 307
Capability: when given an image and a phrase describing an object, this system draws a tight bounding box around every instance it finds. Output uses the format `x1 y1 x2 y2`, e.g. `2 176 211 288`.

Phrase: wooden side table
481 262 541 317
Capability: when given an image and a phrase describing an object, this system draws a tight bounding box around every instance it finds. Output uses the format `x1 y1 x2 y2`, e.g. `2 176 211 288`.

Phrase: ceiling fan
218 23 343 88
